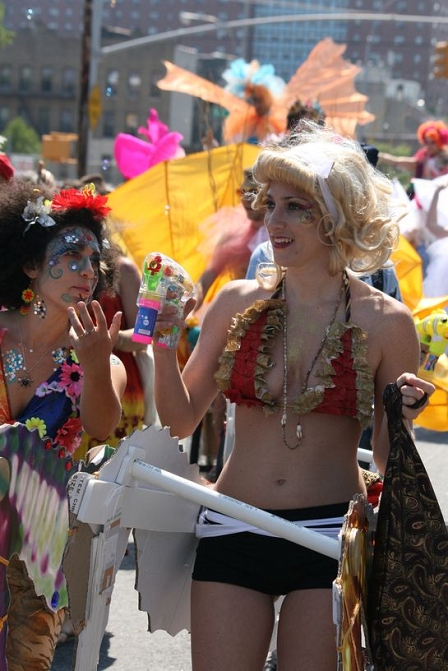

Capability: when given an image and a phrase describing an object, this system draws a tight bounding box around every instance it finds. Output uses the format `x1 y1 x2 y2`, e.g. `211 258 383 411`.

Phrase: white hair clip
300 155 339 226
22 196 56 234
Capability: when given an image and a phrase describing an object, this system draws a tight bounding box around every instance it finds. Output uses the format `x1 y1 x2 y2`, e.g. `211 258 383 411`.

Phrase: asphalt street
51 426 448 671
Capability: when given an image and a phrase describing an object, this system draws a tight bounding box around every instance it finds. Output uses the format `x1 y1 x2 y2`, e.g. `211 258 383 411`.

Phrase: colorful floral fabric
0 347 83 459
0 330 84 669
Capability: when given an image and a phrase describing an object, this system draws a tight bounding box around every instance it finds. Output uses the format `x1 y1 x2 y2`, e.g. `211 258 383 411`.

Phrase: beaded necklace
2 315 69 388
281 273 345 449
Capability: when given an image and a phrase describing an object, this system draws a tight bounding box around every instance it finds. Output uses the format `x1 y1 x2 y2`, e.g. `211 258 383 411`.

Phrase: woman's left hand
396 372 435 418
67 300 122 360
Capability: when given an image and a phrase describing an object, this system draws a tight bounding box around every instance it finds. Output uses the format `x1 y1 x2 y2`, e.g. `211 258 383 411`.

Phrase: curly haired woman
0 179 126 669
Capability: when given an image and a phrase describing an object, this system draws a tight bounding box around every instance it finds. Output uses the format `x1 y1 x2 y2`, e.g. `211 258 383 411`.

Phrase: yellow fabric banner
108 143 260 281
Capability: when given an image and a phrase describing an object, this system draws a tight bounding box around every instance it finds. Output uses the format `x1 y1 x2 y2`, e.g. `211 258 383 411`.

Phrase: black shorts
192 502 348 595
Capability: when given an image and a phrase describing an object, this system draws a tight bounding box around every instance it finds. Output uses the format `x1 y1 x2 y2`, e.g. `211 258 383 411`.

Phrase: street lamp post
77 0 92 178
78 0 102 177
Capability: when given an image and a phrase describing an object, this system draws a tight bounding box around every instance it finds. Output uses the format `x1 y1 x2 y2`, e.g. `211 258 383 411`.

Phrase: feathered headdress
157 38 375 142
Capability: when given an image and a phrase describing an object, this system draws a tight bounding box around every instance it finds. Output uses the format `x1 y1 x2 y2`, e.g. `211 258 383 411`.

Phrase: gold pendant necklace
281 272 347 450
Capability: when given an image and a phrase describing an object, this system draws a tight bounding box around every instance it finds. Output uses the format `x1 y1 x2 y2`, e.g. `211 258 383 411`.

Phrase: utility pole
77 0 93 178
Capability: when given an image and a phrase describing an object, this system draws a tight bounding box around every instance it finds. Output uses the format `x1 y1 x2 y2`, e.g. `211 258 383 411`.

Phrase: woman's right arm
426 182 448 239
378 152 416 170
152 283 241 438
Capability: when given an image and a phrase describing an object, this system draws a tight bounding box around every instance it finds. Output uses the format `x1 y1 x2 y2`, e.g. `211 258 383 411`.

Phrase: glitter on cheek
297 205 319 227
61 293 74 304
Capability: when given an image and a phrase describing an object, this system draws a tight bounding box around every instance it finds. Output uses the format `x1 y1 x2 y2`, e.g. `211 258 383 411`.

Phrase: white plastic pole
130 459 339 560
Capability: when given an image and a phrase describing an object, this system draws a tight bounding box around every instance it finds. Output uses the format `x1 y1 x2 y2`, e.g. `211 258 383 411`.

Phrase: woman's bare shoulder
350 276 413 329
197 279 274 337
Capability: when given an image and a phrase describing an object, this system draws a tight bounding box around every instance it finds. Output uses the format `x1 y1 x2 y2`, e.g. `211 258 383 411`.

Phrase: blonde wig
252 121 400 276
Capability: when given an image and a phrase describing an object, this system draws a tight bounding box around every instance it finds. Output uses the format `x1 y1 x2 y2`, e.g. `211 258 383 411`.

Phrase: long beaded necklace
6 315 69 388
281 273 346 450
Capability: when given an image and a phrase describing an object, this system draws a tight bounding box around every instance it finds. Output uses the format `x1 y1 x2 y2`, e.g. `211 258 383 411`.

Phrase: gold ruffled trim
214 298 285 413
289 321 374 428
215 299 374 427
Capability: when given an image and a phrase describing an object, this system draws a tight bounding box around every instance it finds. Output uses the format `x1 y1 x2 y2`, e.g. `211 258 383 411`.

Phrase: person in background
379 119 448 180
420 179 448 297
0 179 126 666
194 168 268 313
151 122 434 670
193 168 269 478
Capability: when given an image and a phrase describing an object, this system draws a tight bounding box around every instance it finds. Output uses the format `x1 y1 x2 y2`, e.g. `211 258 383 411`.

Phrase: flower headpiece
51 183 111 219
22 184 111 236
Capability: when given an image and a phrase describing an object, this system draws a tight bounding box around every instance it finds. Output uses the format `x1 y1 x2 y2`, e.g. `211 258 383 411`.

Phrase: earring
20 285 35 315
33 295 47 319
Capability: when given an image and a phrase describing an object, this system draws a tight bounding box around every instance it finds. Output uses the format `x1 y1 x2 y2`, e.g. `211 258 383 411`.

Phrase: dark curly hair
0 178 118 309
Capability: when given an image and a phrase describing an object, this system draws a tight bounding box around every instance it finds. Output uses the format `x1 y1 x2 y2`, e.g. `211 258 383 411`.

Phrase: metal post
77 0 92 178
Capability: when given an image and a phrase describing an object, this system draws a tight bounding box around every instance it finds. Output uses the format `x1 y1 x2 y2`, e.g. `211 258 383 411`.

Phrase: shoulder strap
343 271 351 322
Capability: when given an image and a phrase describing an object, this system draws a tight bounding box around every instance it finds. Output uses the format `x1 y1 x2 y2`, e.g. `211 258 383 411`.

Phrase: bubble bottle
132 252 167 344
132 252 195 348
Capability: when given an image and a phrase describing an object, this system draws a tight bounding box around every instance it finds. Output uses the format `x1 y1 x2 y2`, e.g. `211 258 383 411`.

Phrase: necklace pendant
17 373 33 388
296 423 303 442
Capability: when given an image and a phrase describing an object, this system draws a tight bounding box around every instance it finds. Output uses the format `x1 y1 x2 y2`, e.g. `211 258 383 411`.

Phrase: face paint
43 227 101 303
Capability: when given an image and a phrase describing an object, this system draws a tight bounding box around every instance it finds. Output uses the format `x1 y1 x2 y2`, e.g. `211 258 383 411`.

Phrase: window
0 106 9 132
0 65 11 91
149 71 163 98
62 67 76 95
41 66 53 93
125 112 139 133
103 110 115 138
19 66 33 92
105 70 119 97
60 108 74 132
38 106 51 135
127 72 141 99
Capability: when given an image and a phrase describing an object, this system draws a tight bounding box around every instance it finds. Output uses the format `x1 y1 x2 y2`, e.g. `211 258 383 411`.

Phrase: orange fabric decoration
157 38 375 142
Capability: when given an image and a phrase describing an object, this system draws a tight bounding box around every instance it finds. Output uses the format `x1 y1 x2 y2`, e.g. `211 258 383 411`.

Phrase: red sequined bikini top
214 280 374 429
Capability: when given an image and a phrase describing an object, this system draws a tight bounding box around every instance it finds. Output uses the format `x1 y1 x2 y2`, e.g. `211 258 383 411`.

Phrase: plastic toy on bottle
415 309 448 373
132 252 195 349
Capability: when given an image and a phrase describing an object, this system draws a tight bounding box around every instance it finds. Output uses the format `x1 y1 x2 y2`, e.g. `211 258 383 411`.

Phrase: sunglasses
236 188 258 199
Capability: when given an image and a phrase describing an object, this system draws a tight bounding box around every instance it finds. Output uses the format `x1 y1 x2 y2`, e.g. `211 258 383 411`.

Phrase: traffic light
433 41 448 79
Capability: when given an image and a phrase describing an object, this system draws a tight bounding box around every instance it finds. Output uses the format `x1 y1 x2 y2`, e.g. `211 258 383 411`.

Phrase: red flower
147 255 162 275
51 184 111 219
54 417 83 455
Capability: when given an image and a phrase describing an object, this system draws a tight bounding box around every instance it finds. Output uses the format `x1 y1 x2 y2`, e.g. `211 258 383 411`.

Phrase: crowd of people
0 108 446 670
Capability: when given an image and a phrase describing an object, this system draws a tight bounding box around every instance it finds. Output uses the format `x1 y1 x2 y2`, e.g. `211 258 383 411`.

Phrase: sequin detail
214 299 374 428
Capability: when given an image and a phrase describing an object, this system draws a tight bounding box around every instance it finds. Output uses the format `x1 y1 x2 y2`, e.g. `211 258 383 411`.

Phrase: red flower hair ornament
51 183 111 219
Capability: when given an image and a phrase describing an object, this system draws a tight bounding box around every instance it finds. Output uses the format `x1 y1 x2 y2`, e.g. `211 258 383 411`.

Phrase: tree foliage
3 117 41 154
0 3 14 49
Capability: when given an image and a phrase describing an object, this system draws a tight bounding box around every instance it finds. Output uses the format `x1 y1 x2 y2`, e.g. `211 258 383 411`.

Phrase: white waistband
195 508 344 540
